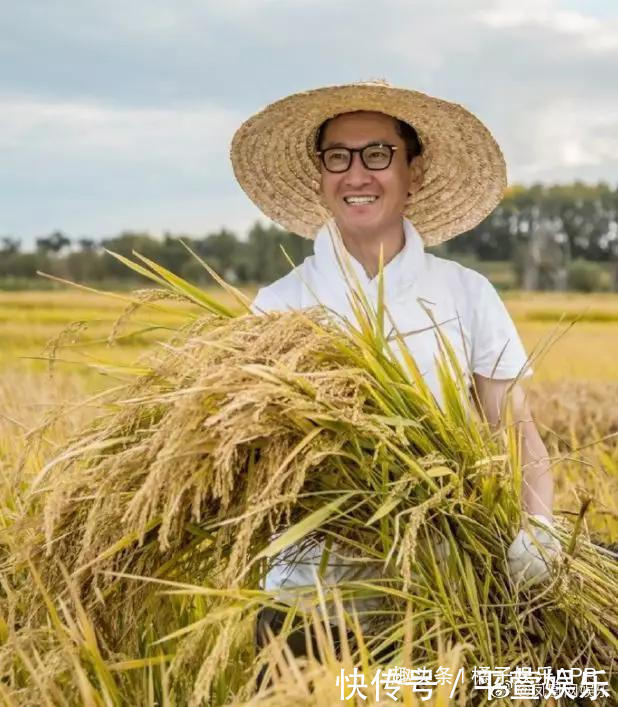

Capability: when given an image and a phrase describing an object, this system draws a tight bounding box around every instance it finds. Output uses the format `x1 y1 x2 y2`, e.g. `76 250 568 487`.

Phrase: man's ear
407 155 424 196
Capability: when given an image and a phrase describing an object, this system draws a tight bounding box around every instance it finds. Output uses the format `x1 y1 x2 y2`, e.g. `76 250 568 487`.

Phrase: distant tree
567 259 606 292
246 222 312 282
0 237 20 255
610 239 618 292
66 250 106 282
195 229 239 274
445 182 618 265
78 238 98 252
36 231 71 255
146 233 193 273
0 252 45 279
514 218 571 290
100 232 164 279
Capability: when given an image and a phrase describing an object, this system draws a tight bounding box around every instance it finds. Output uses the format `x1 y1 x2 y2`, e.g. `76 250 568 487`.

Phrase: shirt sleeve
470 276 533 380
250 287 274 315
250 267 306 314
251 285 294 314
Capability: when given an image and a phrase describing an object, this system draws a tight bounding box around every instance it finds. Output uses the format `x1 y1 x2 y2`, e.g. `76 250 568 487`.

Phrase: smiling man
231 80 560 654
315 111 423 274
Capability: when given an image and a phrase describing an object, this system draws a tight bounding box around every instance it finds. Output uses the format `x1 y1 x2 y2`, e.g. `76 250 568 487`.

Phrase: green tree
36 231 71 255
195 229 241 281
1 237 20 255
100 232 164 280
247 222 312 283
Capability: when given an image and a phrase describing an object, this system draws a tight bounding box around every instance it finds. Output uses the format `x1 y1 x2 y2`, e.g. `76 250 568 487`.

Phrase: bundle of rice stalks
1 257 617 705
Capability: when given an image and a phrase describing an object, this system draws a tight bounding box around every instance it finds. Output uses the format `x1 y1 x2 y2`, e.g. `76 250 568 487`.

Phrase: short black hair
315 113 422 164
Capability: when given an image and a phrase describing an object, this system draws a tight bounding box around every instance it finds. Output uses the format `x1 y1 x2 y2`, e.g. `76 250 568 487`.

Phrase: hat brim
230 83 507 245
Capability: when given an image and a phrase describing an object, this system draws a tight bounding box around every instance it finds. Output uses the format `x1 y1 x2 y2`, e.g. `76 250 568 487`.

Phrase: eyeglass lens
322 144 393 172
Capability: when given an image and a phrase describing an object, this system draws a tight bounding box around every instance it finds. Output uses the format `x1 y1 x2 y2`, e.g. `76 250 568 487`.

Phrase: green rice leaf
255 492 354 560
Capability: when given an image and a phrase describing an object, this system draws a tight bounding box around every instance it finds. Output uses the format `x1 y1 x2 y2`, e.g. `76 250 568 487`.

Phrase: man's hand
507 514 561 586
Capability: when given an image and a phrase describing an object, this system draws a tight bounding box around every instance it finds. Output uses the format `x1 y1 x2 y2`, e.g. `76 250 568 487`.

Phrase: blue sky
2 0 617 246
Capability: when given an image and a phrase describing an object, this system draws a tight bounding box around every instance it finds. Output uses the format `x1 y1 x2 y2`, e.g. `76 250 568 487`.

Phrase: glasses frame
316 143 400 173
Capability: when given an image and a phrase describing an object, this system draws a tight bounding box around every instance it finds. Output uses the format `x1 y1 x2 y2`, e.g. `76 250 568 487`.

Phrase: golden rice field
3 289 618 381
0 287 617 705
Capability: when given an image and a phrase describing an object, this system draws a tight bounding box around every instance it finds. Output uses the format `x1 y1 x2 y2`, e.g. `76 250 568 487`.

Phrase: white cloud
1 98 239 164
0 97 259 239
507 98 618 180
477 2 618 52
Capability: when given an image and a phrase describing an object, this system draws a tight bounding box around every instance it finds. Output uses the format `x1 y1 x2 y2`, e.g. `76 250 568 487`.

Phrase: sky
2 0 617 247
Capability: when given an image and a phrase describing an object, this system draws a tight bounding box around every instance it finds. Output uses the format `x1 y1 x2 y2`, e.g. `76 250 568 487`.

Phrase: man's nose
344 152 372 186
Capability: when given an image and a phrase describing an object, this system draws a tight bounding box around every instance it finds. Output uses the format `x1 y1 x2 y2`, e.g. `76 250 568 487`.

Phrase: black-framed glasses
316 143 399 173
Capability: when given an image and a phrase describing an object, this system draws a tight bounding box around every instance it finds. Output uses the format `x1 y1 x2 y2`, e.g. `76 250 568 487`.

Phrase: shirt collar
312 217 426 302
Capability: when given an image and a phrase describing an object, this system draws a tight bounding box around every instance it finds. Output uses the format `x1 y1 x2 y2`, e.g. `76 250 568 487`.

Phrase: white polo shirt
252 218 532 606
252 217 531 406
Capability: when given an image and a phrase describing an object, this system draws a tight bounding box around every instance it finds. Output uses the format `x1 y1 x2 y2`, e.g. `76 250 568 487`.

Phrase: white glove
507 514 561 586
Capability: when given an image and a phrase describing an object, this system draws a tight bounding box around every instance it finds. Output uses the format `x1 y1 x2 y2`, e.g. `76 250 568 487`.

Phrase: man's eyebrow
321 139 393 149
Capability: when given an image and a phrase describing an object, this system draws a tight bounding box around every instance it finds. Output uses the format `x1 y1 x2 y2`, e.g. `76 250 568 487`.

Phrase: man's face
318 111 412 237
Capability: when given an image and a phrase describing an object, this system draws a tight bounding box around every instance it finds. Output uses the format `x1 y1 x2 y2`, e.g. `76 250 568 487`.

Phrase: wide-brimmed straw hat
230 80 507 245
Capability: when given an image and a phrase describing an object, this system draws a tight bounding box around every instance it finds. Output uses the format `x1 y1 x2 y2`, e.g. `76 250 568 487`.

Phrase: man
230 81 560 641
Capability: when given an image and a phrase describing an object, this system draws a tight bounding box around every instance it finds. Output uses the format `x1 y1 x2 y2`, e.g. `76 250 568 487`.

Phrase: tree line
1 182 616 290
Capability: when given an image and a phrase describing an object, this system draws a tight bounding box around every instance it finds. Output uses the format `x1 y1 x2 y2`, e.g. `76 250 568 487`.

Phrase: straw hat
230 80 507 246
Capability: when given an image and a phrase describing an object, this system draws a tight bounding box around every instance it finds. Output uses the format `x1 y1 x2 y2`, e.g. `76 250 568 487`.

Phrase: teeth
344 196 377 205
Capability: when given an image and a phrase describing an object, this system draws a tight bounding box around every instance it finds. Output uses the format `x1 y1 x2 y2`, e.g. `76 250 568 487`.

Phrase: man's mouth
343 195 378 206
